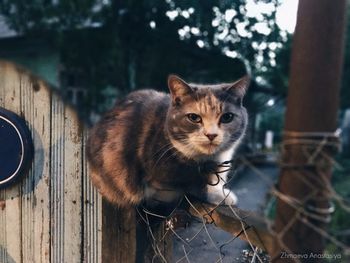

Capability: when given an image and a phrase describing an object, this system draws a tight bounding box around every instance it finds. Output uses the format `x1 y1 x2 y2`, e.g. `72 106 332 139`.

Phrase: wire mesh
136 130 350 263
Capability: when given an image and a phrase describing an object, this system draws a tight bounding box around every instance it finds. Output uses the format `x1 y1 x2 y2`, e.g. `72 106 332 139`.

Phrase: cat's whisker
162 148 180 163
180 143 196 161
152 145 175 171
167 139 195 161
150 142 174 159
173 130 195 134
172 132 194 138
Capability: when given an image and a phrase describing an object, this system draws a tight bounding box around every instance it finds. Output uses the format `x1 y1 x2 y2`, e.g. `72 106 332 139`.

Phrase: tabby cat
87 75 249 209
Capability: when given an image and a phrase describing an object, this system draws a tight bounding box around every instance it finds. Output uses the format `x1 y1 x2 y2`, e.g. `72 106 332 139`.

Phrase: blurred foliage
0 0 289 112
258 104 284 144
0 0 349 118
325 157 350 262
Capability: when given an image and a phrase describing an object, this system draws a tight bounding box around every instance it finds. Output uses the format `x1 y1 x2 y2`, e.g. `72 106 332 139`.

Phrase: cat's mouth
198 142 220 155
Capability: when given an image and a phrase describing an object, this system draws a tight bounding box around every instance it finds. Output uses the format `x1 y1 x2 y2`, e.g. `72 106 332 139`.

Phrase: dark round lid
0 107 33 188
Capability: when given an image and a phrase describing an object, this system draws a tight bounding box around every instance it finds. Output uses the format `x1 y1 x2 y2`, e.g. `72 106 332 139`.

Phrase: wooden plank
20 67 35 263
20 74 51 263
102 200 137 263
136 217 172 263
83 130 102 263
62 102 83 261
50 92 65 263
32 79 51 263
0 62 23 263
50 94 83 262
146 224 172 263
0 61 6 263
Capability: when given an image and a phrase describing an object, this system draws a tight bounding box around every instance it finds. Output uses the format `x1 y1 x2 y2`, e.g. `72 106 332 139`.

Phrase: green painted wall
0 37 60 87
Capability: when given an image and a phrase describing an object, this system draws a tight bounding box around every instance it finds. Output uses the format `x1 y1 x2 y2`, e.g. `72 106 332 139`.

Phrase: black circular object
0 107 33 188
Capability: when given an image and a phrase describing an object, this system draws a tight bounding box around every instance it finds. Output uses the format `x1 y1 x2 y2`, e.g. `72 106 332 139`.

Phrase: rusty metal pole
273 0 347 262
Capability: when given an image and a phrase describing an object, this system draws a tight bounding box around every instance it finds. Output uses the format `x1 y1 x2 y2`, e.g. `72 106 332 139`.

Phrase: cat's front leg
188 173 238 206
144 184 183 211
205 180 237 206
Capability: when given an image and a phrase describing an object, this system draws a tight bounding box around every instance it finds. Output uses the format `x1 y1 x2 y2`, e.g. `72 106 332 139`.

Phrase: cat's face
166 75 249 160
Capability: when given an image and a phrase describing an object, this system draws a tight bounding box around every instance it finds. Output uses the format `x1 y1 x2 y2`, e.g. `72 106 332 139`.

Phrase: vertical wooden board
136 220 172 263
20 74 51 263
146 224 172 263
50 93 65 263
20 69 35 263
0 62 23 263
32 79 51 263
63 102 83 262
102 201 137 263
0 62 6 263
83 130 102 263
51 93 83 262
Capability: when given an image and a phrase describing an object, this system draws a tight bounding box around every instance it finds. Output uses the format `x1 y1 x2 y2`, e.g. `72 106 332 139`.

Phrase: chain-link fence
136 131 350 262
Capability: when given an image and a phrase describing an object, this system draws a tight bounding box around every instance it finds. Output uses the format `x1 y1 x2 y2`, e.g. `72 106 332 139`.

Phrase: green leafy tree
0 0 292 115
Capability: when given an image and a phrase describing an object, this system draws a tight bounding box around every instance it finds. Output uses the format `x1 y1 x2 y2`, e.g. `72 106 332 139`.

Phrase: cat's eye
220 112 235 123
187 113 202 123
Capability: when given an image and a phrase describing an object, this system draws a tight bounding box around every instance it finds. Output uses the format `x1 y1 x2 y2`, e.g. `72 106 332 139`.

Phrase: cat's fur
87 75 249 208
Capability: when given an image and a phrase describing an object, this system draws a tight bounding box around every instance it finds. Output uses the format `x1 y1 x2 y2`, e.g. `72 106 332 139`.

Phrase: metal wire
138 130 349 262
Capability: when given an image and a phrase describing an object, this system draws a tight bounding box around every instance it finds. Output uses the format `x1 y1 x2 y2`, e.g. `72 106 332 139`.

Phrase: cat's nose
205 133 218 141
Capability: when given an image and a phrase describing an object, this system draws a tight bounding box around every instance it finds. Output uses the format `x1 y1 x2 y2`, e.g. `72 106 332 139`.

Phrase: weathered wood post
273 0 347 261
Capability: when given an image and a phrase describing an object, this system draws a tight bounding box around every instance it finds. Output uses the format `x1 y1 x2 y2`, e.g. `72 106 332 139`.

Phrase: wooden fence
0 60 277 263
0 60 101 262
0 61 171 263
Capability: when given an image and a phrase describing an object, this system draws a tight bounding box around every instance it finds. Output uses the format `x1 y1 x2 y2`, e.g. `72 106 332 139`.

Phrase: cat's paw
222 188 238 206
205 188 238 206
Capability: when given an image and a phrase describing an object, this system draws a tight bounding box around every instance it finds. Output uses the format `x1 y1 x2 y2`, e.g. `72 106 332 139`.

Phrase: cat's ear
168 75 193 100
225 75 250 98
